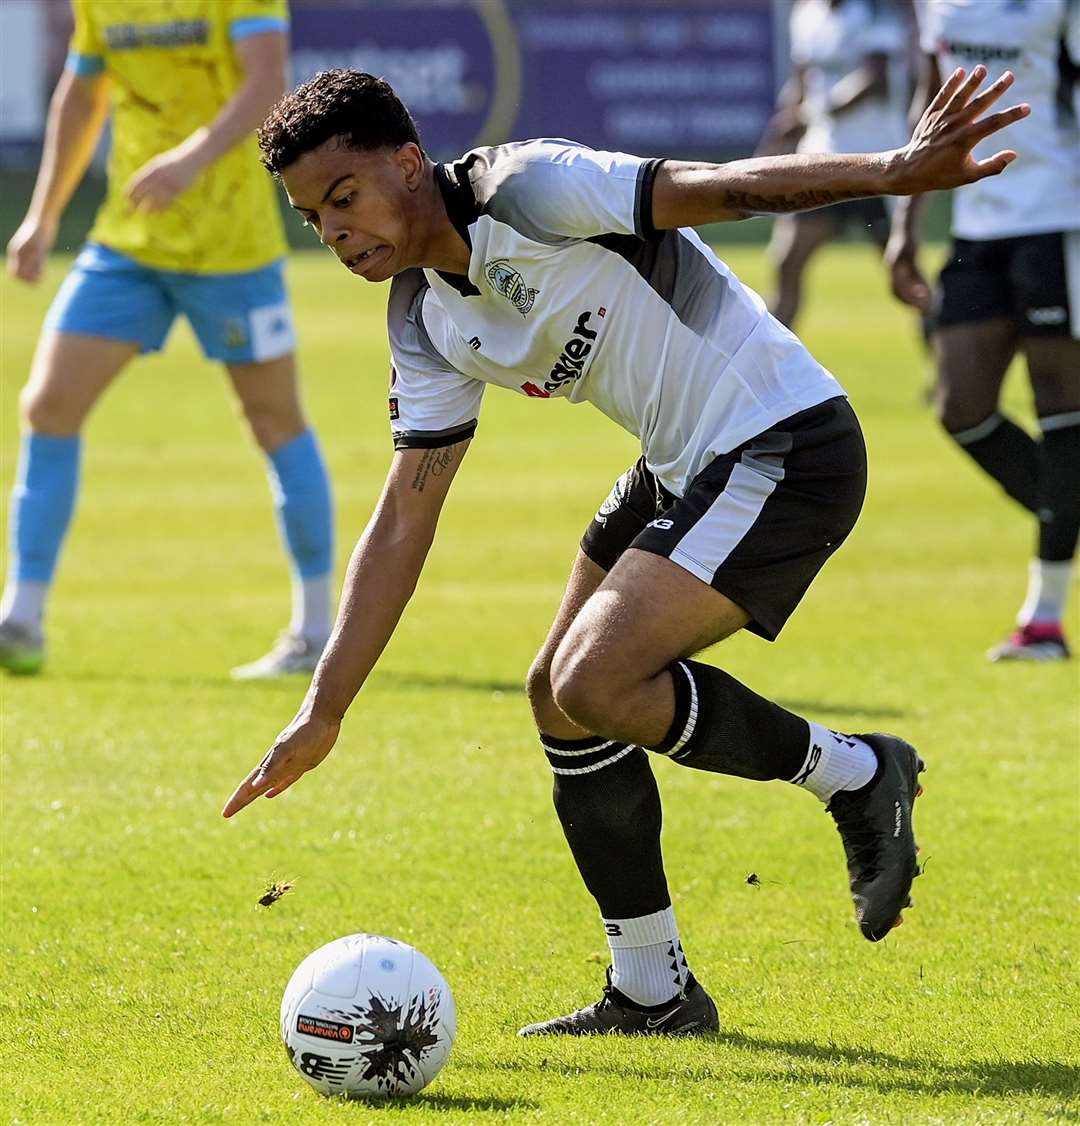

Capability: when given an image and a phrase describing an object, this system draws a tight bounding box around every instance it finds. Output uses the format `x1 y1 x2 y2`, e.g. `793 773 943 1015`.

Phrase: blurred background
0 0 947 252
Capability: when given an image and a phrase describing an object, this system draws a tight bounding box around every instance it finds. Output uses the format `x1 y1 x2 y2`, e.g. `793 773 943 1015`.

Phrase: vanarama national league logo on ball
484 258 539 316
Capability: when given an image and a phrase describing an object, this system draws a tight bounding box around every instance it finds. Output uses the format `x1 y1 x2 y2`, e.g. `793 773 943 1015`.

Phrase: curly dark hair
258 69 421 175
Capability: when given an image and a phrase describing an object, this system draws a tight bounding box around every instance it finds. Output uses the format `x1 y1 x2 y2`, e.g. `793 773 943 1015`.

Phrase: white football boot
230 632 325 679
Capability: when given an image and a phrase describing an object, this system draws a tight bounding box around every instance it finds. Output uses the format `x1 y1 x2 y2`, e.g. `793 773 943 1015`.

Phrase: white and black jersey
387 140 844 498
916 0 1080 240
791 0 909 157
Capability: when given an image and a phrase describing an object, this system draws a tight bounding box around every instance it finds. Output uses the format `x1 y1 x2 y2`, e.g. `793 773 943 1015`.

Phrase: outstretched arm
125 29 289 213
222 440 471 817
651 66 1028 227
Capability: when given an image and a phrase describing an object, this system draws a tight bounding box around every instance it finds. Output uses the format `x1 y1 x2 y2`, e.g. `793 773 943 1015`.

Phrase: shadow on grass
375 671 527 695
44 669 907 719
483 1031 1078 1101
399 1093 539 1114
376 673 908 720
720 1031 1080 1099
773 698 906 720
340 1092 535 1115
46 670 296 690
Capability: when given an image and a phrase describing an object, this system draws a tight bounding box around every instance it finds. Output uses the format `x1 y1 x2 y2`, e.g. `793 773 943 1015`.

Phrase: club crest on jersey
484 258 539 316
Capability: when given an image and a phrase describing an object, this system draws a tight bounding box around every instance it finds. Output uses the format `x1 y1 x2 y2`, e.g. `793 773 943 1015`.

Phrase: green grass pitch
1 245 1076 1125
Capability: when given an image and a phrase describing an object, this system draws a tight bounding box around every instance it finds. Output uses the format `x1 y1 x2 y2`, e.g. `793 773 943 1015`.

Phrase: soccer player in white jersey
887 0 1080 661
223 68 1025 1034
764 0 910 326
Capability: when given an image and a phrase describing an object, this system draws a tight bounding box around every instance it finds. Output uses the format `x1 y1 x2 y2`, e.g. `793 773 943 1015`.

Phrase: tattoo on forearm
721 187 867 213
410 446 455 492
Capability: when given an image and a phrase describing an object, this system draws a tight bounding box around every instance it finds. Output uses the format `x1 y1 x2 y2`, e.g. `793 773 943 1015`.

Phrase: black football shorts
934 230 1080 338
580 396 867 641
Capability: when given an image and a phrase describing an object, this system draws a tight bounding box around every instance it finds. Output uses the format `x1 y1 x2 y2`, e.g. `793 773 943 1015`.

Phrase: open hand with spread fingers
888 65 1030 196
222 711 341 818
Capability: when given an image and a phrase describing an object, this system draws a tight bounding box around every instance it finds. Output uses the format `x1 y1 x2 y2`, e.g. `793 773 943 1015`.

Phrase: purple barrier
290 1 775 160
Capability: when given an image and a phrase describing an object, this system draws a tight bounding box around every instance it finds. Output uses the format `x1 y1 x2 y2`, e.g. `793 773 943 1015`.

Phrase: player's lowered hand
125 148 200 213
222 711 341 818
6 216 57 284
884 235 931 312
892 65 1030 195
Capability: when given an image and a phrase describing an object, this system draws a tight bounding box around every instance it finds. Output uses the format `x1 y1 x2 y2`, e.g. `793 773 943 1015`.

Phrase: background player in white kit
222 67 1026 1034
763 0 911 326
887 0 1080 661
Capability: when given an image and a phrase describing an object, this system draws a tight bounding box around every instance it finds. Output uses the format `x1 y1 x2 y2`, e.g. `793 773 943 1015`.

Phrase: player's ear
397 142 425 190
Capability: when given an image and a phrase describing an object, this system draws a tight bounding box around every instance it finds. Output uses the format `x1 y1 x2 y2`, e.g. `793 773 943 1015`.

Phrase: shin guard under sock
650 659 810 781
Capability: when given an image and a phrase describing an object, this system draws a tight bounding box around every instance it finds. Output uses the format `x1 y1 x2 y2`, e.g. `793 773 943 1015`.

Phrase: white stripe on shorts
668 459 781 584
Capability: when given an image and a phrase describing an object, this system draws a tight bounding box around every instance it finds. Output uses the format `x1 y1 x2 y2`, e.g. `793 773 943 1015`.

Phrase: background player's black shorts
794 196 889 242
580 396 867 641
934 231 1079 338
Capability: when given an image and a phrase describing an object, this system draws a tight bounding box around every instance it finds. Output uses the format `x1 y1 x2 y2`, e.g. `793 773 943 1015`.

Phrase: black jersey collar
433 159 481 297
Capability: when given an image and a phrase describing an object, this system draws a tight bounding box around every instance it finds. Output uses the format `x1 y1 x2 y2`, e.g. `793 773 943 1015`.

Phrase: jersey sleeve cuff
634 158 665 240
230 16 288 40
392 421 477 450
66 51 105 76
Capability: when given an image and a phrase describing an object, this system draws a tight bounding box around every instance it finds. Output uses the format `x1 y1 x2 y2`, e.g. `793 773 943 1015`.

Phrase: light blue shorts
45 242 296 363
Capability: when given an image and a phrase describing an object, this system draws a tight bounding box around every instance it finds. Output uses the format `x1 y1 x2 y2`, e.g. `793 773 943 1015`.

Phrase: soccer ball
280 933 455 1099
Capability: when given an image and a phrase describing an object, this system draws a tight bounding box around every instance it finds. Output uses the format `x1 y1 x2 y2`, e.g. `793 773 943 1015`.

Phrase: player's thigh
226 352 306 452
1013 232 1080 416
554 397 866 694
932 238 1021 429
528 550 608 683
525 550 609 734
21 332 139 434
171 257 302 448
1024 337 1080 416
557 547 750 693
526 461 664 706
932 319 1017 430
23 243 173 432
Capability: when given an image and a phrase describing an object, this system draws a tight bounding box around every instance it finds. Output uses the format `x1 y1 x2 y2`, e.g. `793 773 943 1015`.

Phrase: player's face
283 140 426 283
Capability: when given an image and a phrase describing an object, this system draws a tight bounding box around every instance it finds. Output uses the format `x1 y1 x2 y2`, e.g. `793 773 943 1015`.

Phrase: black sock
650 659 809 782
1037 416 1080 562
949 412 1039 514
541 733 670 919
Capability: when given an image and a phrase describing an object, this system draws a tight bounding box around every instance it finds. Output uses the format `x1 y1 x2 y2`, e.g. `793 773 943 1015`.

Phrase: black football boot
518 970 719 1037
827 732 925 941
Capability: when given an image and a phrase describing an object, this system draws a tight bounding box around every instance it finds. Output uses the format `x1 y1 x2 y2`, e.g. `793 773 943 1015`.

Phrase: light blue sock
267 428 334 642
10 432 82 584
1 433 81 627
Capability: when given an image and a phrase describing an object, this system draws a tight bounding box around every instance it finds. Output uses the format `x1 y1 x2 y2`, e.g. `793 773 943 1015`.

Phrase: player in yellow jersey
1 0 334 678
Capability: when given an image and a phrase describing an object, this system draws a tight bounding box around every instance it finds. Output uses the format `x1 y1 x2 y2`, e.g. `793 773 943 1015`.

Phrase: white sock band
290 572 332 644
1018 559 1074 626
603 906 689 1007
791 723 877 802
0 579 48 629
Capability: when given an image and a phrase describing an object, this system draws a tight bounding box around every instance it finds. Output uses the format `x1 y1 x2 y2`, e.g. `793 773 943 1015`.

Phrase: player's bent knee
525 658 560 729
549 653 615 734
242 401 306 453
20 384 80 435
936 382 996 434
